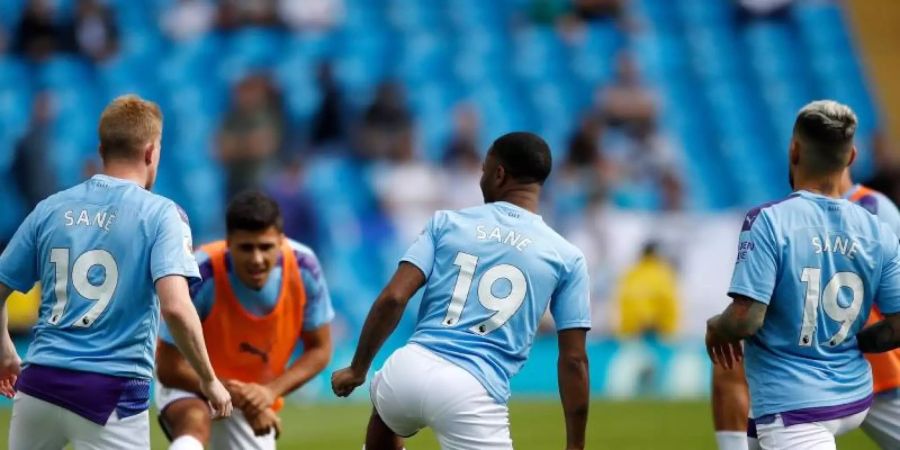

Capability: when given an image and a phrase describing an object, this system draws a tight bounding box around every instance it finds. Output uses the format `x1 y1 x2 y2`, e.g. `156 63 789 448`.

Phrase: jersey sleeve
549 253 592 331
298 249 335 330
0 208 40 292
399 212 442 277
158 250 215 345
150 203 201 286
728 208 779 304
875 222 900 314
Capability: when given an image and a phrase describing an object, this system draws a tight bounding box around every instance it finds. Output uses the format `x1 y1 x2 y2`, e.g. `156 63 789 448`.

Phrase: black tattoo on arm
713 296 767 341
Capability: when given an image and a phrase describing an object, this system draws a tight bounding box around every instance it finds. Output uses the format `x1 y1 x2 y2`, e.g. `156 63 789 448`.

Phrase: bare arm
558 328 589 450
157 275 217 384
858 313 900 353
0 283 21 397
706 295 766 369
349 263 425 375
156 340 204 395
708 296 767 342
332 262 425 396
0 283 11 343
157 275 232 416
269 324 332 397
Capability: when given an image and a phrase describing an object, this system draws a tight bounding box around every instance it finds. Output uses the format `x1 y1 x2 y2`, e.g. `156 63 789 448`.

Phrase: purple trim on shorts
754 395 873 427
15 364 150 425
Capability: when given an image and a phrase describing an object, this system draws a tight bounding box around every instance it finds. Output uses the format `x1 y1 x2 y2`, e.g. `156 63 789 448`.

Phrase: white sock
169 435 204 450
715 431 749 450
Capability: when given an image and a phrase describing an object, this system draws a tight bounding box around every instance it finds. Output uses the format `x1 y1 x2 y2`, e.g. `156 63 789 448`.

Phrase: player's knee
163 399 212 443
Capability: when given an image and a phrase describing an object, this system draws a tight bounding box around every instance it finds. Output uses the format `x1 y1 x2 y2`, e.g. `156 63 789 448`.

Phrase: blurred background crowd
0 0 895 398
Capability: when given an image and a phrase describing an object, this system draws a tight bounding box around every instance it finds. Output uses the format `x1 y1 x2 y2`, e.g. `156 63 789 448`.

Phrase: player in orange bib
154 191 334 450
711 169 900 450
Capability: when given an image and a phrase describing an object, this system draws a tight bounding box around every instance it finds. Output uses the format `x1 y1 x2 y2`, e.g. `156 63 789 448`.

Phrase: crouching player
155 191 334 450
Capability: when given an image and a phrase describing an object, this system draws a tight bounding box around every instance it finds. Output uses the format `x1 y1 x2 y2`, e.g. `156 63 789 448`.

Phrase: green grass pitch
0 400 878 449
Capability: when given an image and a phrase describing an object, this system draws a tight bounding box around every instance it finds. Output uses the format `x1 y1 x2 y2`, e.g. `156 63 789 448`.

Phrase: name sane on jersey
476 225 533 251
64 209 116 232
812 235 860 259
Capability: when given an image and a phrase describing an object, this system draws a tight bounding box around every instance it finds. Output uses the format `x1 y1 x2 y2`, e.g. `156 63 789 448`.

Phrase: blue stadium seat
217 28 286 83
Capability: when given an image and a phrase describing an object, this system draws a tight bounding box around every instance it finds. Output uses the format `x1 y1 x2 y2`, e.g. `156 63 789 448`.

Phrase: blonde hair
98 94 163 161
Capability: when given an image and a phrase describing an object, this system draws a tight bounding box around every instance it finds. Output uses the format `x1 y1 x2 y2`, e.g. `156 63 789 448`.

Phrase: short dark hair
489 132 553 185
793 100 857 174
226 191 283 234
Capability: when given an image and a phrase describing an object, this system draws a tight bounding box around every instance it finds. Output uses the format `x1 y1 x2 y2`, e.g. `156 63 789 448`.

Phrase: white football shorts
370 343 513 450
754 409 868 450
156 384 275 450
9 391 149 450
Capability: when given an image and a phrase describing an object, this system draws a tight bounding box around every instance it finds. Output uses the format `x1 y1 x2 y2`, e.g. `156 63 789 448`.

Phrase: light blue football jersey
401 201 592 404
730 190 900 417
0 175 200 380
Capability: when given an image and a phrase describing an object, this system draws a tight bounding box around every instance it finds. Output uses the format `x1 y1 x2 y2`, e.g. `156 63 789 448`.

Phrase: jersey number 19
48 248 120 328
442 252 527 335
799 268 864 347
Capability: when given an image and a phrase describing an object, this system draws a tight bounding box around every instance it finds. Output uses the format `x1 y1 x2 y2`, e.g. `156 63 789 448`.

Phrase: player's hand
706 319 743 370
0 336 21 398
201 379 233 419
331 366 366 397
226 381 276 416
245 407 283 438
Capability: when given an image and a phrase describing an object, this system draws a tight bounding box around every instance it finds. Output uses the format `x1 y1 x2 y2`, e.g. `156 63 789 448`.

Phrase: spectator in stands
310 62 346 150
12 0 69 61
604 120 684 210
614 242 680 339
217 73 286 198
357 82 414 160
161 0 216 41
441 104 483 210
12 92 58 211
596 51 684 210
218 0 278 29
279 0 344 30
553 115 610 227
597 51 657 131
266 158 321 251
72 0 119 62
371 135 441 243
863 130 900 204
